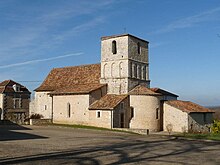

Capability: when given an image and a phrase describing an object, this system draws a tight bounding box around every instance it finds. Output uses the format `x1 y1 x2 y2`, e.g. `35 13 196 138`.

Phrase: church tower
100 34 150 94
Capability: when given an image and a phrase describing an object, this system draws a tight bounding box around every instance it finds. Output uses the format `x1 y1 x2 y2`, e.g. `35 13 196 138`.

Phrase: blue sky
0 0 220 106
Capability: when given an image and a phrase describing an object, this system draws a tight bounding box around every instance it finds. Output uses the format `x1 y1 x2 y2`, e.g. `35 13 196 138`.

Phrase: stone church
31 34 214 133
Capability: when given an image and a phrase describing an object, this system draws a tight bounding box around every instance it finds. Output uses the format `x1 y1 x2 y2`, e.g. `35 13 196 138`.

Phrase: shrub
30 113 43 119
211 120 220 134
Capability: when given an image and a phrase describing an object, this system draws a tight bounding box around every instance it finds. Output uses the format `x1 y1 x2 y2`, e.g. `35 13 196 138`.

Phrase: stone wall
30 119 52 125
89 110 112 128
130 95 161 131
30 92 52 119
188 113 213 133
53 94 90 125
163 103 188 132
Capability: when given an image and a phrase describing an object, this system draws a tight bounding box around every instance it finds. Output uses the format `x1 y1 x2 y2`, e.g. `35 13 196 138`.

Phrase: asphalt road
0 125 220 165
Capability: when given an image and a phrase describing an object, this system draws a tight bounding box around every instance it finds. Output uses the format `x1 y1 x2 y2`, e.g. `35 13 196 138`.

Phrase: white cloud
151 7 220 34
0 52 83 69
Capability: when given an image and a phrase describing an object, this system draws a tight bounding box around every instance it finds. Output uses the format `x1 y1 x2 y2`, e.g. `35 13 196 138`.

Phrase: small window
67 103 71 118
131 107 134 118
112 40 117 54
137 42 141 54
120 102 124 110
97 111 101 118
44 105 47 110
156 108 159 119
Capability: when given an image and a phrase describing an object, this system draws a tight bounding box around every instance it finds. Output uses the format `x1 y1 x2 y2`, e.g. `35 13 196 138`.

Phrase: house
164 100 214 133
31 34 214 132
0 80 31 124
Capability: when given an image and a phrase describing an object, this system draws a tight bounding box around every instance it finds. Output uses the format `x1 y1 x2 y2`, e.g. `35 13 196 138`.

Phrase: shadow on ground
0 120 47 141
0 135 220 164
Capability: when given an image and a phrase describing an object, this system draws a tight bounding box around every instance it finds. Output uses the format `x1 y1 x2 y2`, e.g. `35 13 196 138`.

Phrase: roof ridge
53 63 100 70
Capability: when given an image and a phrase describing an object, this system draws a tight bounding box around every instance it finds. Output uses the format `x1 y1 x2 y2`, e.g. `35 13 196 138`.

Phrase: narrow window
67 103 71 118
134 64 137 78
137 42 141 54
44 105 47 110
137 65 141 79
129 62 132 77
120 102 124 110
142 66 146 80
156 108 159 119
97 111 101 118
112 40 117 54
131 107 134 118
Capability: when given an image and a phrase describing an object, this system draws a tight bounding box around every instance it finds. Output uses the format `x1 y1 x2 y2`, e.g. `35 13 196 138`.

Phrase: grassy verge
51 123 138 134
176 133 220 141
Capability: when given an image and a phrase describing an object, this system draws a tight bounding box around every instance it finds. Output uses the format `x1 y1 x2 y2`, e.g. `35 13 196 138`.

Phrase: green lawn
177 133 220 141
51 123 138 134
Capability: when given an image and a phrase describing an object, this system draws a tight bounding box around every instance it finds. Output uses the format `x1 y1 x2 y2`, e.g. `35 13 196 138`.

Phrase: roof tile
129 85 161 96
166 100 214 113
89 94 128 110
35 64 101 91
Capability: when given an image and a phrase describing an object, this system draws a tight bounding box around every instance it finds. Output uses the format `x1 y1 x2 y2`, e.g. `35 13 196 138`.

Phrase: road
0 125 220 165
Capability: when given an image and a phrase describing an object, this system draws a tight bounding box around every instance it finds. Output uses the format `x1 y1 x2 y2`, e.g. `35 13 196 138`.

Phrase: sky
0 0 220 106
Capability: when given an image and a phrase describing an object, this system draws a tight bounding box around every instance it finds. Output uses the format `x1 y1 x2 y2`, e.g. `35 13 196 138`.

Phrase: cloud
151 7 220 34
0 52 83 69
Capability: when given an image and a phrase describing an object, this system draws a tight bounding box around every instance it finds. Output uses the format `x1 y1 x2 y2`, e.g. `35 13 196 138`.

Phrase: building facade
31 34 214 132
0 80 31 124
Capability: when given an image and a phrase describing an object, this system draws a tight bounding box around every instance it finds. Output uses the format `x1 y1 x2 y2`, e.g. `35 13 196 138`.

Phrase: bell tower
100 34 150 94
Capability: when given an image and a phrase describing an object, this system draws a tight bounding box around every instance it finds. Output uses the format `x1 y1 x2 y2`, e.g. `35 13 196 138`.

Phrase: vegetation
211 120 220 133
52 123 138 134
177 133 220 141
29 113 43 119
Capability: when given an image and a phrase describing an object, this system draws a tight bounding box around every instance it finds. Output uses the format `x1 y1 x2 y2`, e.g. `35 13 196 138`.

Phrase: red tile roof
150 88 179 97
89 94 128 110
50 84 106 95
0 80 30 93
101 33 149 43
35 64 101 92
129 85 161 96
165 100 214 113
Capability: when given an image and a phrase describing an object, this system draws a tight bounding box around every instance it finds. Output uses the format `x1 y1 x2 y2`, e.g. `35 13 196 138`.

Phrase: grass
176 133 220 141
51 123 138 134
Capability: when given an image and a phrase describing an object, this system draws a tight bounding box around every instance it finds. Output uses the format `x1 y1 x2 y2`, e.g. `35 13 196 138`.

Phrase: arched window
129 62 132 77
137 42 141 54
134 64 137 78
156 108 159 119
112 40 117 54
111 63 115 77
142 66 146 80
137 65 141 79
67 103 71 118
103 63 107 78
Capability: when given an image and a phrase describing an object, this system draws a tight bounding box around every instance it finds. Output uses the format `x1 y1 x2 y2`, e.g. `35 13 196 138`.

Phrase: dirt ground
0 125 220 165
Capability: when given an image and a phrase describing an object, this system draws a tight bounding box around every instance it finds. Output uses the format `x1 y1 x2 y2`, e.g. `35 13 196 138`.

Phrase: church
31 34 214 133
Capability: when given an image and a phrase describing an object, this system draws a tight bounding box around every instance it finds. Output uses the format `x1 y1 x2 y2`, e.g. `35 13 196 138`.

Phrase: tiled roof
101 33 149 43
50 84 106 95
0 80 30 93
89 94 128 110
165 100 214 113
150 88 179 97
129 85 161 96
35 63 101 91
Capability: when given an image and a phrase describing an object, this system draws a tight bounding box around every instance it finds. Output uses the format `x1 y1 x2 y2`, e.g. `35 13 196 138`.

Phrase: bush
30 114 43 119
211 120 220 134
